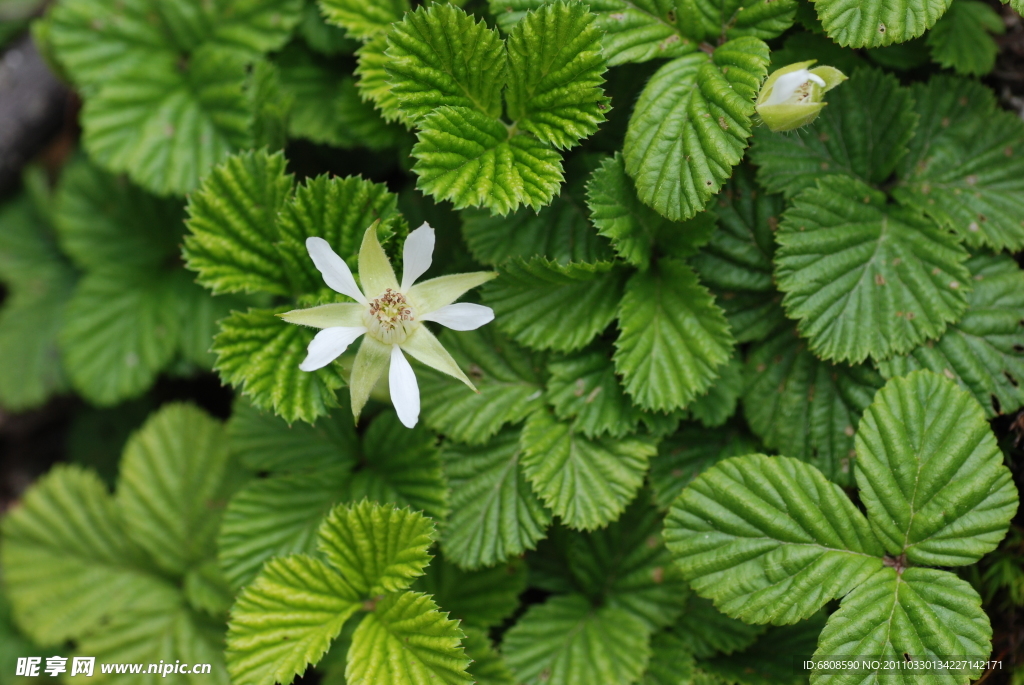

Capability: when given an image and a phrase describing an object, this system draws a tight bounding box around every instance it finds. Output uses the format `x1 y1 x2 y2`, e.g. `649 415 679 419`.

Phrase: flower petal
306 237 367 304
358 222 399 299
421 303 494 331
279 303 365 329
407 271 497 316
401 222 435 291
298 326 367 372
389 345 420 428
400 326 475 392
350 335 391 422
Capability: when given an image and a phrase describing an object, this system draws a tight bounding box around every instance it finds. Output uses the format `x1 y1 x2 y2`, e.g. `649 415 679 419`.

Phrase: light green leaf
677 0 798 42
774 175 971 363
812 568 990 684
184 560 234 617
117 403 231 575
355 34 406 124
624 38 770 222
520 410 655 530
411 106 564 215
464 627 516 685
184 149 295 296
750 68 918 198
878 255 1024 419
414 556 527 629
546 346 649 438
893 76 1024 252
175 281 248 370
664 454 885 624
386 3 505 122
614 258 734 412
299 0 357 55
212 307 346 424
854 371 1018 567
485 257 626 353
743 327 884 485
440 428 553 569
505 1 609 150
670 595 764 658
649 421 758 509
587 153 716 267
347 592 472 685
226 555 361 685
927 0 1004 75
319 0 409 40
503 594 652 685
317 500 435 596
812 0 952 47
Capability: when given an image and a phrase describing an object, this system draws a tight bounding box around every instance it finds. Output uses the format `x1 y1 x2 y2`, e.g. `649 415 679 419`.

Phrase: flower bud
755 61 847 133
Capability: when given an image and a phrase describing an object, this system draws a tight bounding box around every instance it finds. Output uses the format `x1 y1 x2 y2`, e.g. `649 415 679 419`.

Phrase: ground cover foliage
1 0 1024 683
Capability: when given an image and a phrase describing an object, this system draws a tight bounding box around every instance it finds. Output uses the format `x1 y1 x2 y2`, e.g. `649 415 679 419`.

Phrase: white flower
279 222 496 428
755 60 847 133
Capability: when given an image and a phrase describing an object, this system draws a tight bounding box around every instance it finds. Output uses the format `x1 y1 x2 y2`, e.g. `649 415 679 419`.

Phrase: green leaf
184 149 295 296
319 0 409 40
464 627 516 685
440 428 553 569
546 346 649 438
749 68 918 198
926 0 1004 75
117 403 232 575
212 307 346 424
649 421 758 509
813 568 990 683
414 556 527 629
743 327 884 485
701 615 824 685
676 0 798 42
226 555 361 685
355 34 406 124
347 592 472 685
670 595 764 658
175 281 249 370
411 106 564 215
1 465 177 645
878 255 1024 419
503 594 652 685
664 454 885 624
623 38 770 222
642 629 696 685
587 153 716 267
385 3 506 122
893 76 1024 252
812 0 952 47
614 258 734 412
774 176 971 363
299 1 358 55
317 501 435 596
505 1 609 150
687 355 742 427
854 371 1018 567
520 410 655 530
485 257 626 353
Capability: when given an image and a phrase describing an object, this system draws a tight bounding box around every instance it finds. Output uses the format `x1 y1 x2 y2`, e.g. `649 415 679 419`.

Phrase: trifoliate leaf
813 568 990 683
355 34 405 124
623 38 770 222
386 3 505 123
485 257 626 353
226 555 361 685
117 404 232 575
687 355 742 427
642 629 696 685
212 307 346 424
649 421 758 509
893 76 1024 251
347 592 472 685
750 68 917 198
664 454 886 624
413 556 527 629
774 176 971 363
743 327 883 485
520 410 655 531
419 327 546 445
546 347 648 438
854 371 1018 567
587 153 716 267
926 0 1004 75
411 106 564 215
461 197 613 267
614 258 734 412
1 465 177 645
464 628 516 685
503 594 652 685
319 0 409 40
318 501 434 596
671 596 764 658
440 428 553 570
184 149 294 295
505 1 609 150
812 0 952 47
878 255 1024 419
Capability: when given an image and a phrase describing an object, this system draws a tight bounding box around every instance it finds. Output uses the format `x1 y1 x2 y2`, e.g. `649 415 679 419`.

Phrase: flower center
364 288 416 344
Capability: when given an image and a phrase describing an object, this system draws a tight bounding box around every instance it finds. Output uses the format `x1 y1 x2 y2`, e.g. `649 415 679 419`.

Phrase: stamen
364 289 417 344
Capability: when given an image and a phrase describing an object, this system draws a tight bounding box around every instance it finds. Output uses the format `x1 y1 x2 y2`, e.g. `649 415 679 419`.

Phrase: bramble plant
1 0 1024 684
